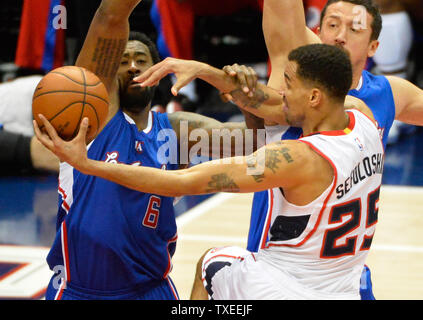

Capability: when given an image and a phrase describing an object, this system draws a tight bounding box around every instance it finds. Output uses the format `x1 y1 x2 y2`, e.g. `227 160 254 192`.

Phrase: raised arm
263 0 320 90
75 0 142 111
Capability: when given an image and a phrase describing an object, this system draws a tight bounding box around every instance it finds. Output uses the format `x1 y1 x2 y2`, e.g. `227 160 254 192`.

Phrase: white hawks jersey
257 109 384 297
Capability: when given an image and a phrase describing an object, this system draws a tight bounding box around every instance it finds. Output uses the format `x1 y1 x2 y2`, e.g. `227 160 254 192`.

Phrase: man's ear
310 88 322 108
367 39 379 58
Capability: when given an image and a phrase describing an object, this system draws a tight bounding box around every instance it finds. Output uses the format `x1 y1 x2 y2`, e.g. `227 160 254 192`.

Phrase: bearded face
117 40 156 113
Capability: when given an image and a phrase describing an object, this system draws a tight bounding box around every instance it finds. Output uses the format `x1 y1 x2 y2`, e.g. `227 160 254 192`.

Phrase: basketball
32 66 109 141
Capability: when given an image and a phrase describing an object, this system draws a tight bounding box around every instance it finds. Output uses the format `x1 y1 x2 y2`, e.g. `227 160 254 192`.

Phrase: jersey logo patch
135 141 144 154
104 151 141 166
354 137 364 151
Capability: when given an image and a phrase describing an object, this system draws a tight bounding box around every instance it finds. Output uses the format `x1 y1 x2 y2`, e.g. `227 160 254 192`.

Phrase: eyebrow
325 14 342 21
122 51 148 58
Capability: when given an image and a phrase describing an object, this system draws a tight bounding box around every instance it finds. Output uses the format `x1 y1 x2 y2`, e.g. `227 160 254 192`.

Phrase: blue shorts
45 276 179 300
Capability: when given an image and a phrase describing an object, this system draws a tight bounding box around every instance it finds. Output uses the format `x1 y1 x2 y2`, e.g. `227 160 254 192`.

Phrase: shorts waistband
64 279 165 300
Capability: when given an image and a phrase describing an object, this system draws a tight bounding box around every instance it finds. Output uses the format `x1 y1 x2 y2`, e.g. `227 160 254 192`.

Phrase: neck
350 60 367 90
122 105 151 131
302 102 350 137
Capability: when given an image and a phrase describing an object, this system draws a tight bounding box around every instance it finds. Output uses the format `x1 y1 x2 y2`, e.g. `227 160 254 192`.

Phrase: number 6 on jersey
143 196 161 229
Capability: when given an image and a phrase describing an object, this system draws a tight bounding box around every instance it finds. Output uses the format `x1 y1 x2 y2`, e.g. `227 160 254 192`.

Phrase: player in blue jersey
42 0 261 300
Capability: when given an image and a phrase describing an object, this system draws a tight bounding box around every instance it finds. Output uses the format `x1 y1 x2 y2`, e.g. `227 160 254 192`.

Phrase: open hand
33 115 90 172
134 57 204 97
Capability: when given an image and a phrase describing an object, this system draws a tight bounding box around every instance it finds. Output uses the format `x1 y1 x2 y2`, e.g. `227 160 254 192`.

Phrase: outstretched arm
33 115 311 197
136 58 287 123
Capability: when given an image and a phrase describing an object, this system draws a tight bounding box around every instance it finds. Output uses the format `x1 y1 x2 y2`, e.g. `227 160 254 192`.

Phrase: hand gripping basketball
33 114 90 172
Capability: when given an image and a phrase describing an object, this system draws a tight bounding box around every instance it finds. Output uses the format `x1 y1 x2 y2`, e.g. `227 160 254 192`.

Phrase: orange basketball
32 66 109 141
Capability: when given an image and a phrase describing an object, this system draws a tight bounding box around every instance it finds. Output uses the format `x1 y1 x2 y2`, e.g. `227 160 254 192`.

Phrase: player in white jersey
200 107 383 299
35 44 383 300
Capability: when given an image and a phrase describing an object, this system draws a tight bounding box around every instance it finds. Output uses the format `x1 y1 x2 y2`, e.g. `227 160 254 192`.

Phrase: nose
334 26 347 46
127 60 141 77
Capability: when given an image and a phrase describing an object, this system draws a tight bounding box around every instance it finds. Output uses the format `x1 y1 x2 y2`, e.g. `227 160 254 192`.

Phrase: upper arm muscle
388 76 423 125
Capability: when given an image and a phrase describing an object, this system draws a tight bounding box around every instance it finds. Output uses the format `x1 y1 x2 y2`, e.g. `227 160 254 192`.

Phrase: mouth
128 79 141 87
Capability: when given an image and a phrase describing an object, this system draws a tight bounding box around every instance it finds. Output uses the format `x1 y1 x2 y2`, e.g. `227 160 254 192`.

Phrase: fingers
248 66 258 93
223 64 258 96
171 75 193 96
38 114 60 142
33 119 55 151
223 65 237 77
76 118 89 142
134 62 162 84
139 65 169 87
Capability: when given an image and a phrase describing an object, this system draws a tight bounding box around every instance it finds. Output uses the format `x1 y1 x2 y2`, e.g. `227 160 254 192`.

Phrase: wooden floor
170 185 423 300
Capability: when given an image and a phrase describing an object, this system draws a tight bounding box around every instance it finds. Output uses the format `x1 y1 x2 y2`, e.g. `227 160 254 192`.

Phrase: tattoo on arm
250 146 294 182
206 173 240 193
280 147 294 164
92 37 126 78
230 88 270 110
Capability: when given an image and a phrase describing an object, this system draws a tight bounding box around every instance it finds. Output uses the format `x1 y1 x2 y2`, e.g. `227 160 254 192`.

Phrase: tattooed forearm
92 37 126 78
230 88 270 110
206 173 240 193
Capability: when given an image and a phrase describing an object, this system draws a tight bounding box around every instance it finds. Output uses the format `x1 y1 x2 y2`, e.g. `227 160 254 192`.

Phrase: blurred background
0 0 422 299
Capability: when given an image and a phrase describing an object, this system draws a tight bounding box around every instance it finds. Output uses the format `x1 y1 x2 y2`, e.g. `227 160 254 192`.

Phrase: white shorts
201 246 358 300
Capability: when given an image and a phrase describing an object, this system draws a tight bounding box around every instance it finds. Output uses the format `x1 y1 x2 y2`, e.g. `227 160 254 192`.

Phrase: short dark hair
128 31 161 64
320 0 382 41
288 44 352 102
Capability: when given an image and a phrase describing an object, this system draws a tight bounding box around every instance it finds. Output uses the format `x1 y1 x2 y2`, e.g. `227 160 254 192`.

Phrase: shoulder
263 140 332 188
265 140 319 170
344 95 375 122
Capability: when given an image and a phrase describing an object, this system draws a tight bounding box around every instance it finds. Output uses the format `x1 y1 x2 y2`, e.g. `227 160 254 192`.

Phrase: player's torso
258 110 384 295
248 71 395 252
47 110 179 291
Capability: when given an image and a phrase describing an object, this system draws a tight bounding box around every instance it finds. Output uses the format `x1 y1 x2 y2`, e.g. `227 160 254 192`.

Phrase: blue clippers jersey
247 70 395 252
47 110 179 292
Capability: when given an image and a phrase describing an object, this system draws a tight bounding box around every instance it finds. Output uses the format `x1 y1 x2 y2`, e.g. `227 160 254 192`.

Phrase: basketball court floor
1 127 423 300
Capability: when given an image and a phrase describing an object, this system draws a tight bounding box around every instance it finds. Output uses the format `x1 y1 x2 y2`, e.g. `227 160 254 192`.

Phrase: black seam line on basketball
72 67 88 139
77 101 100 138
38 101 89 131
38 101 100 139
33 91 108 104
49 71 102 87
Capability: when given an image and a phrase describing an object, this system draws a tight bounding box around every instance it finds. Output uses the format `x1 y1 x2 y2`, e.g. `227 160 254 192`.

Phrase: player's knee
196 248 213 281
